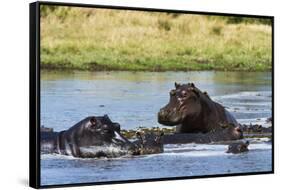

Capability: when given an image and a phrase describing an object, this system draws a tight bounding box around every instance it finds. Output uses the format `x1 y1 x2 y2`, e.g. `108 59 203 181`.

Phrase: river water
40 71 272 186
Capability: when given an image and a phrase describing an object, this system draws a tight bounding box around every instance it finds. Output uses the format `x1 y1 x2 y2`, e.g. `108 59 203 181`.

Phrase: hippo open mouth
112 131 129 145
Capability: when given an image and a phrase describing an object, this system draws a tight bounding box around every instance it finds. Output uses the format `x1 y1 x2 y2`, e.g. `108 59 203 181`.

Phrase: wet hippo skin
162 124 243 144
41 115 135 158
226 141 249 154
158 82 239 135
41 115 166 158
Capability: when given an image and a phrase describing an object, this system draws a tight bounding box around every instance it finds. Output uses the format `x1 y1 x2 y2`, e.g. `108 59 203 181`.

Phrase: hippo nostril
235 127 242 133
159 109 168 115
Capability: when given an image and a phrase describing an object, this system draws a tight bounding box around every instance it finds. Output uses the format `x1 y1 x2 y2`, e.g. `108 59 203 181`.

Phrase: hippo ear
190 83 195 87
175 82 180 89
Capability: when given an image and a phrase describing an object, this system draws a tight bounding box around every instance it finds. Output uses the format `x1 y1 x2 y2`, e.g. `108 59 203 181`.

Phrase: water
40 71 272 186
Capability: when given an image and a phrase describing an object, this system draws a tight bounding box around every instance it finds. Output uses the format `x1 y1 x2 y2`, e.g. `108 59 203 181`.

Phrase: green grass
40 6 272 71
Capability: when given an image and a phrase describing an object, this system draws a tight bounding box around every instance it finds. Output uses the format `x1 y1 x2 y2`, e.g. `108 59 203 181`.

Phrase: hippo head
158 82 202 126
226 141 249 154
65 115 134 157
134 131 164 155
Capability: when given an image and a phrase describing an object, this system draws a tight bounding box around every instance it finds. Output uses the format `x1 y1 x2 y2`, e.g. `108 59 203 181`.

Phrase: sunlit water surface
41 71 272 185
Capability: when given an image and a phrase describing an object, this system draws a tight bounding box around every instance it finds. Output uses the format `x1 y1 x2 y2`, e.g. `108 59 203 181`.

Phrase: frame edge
29 1 40 189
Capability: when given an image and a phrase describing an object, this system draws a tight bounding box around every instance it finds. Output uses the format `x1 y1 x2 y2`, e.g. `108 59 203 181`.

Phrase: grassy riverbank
41 6 272 71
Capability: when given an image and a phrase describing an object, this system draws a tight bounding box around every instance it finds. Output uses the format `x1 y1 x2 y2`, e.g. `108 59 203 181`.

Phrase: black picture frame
30 1 274 188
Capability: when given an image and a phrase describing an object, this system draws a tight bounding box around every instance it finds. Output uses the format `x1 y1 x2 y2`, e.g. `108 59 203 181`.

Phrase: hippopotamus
41 115 135 158
163 123 243 144
226 141 249 154
133 131 164 155
158 82 239 134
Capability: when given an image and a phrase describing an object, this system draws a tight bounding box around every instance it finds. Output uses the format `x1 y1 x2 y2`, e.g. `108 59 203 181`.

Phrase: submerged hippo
133 131 164 155
226 141 249 154
41 115 135 158
163 124 243 144
158 82 238 134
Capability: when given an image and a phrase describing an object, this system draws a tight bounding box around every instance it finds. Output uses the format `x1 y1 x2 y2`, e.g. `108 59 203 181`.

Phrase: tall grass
40 6 272 71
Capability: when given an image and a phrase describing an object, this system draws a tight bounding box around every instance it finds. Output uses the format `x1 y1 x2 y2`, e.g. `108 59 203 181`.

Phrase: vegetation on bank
40 6 272 71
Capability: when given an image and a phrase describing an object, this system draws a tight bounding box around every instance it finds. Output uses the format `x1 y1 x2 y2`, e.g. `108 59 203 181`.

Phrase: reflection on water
40 71 272 186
